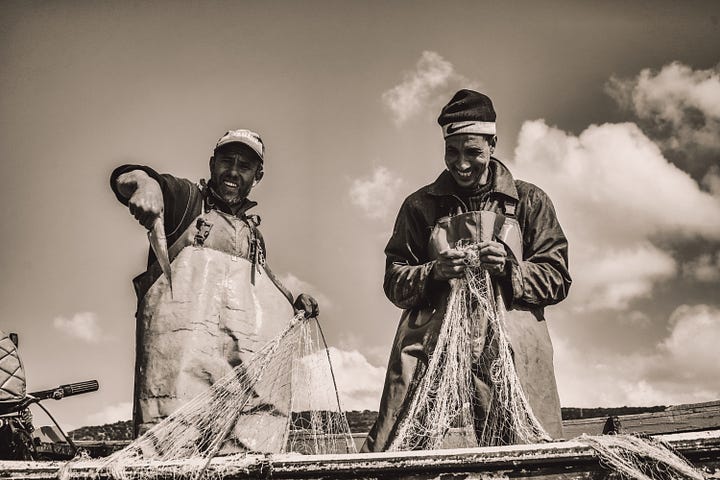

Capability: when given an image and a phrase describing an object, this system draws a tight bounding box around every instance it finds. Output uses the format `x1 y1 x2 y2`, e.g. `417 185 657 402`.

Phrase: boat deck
2 429 719 479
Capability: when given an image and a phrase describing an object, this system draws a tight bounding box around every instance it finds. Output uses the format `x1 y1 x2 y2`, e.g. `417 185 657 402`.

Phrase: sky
1 0 719 431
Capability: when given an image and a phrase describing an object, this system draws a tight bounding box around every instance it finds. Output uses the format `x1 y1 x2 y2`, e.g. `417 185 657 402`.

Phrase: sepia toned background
1 0 719 430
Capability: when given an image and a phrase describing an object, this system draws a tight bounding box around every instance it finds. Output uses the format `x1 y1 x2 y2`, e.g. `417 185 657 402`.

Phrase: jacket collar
427 158 519 202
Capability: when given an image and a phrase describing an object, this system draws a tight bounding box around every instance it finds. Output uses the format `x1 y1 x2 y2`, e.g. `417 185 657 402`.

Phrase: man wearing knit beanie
363 90 572 451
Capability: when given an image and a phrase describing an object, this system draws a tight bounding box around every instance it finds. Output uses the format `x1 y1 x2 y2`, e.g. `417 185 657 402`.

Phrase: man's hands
293 293 319 318
116 171 164 230
432 249 467 280
431 241 508 281
476 241 508 275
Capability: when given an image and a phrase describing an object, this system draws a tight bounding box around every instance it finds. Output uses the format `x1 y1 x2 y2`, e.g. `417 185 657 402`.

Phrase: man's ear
254 168 264 185
209 155 216 170
490 135 498 148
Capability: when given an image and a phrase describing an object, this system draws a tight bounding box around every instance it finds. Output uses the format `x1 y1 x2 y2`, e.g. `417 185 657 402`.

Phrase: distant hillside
69 406 667 441
344 407 671 431
345 410 378 432
70 420 133 441
561 405 666 420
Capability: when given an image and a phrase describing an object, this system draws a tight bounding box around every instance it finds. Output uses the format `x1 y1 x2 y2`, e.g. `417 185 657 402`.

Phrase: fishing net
389 241 550 451
382 239 707 479
579 433 706 480
77 313 354 480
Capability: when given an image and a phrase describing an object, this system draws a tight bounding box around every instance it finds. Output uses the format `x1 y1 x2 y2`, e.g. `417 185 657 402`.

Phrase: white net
381 241 708 477
389 242 550 451
464 248 550 447
80 313 354 480
579 434 706 480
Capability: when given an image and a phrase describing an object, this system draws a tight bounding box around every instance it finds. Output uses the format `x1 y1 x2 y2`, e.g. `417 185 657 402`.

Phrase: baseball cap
214 129 265 162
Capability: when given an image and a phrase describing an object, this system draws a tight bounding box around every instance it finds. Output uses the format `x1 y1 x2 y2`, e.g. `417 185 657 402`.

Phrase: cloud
512 119 720 309
349 166 405 220
338 333 391 368
84 401 132 426
682 251 720 282
276 273 332 308
620 310 653 328
327 347 385 411
606 62 720 180
382 51 478 126
292 347 385 412
555 304 720 407
607 62 720 149
571 244 676 311
52 312 103 343
654 305 720 380
702 165 720 197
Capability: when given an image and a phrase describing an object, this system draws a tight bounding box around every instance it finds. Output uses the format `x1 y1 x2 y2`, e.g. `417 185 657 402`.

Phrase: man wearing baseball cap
111 129 318 441
363 90 571 451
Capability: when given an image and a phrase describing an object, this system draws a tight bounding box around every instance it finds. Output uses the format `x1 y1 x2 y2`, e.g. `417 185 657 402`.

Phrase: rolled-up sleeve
110 164 187 206
508 186 571 310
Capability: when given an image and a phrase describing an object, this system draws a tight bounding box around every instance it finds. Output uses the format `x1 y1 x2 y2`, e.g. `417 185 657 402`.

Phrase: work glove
293 293 319 318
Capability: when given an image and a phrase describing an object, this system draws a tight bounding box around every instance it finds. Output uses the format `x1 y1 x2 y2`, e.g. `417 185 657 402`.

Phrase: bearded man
112 129 318 440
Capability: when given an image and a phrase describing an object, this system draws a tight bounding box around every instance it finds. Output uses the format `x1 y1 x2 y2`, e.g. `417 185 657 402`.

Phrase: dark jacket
363 159 571 452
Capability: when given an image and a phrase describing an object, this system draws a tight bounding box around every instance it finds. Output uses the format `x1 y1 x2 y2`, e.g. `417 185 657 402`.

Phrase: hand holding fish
116 170 164 230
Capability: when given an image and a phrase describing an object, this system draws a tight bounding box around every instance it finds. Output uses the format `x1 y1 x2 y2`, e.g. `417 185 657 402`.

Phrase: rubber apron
133 207 294 450
428 210 563 440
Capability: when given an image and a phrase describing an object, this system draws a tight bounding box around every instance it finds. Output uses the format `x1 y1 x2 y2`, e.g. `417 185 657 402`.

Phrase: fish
149 216 173 298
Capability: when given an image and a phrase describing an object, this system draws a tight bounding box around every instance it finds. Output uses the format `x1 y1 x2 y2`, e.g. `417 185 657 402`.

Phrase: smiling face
209 143 263 205
444 133 494 189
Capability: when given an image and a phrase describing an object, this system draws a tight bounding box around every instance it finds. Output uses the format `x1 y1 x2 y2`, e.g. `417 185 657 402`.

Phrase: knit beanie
437 89 496 138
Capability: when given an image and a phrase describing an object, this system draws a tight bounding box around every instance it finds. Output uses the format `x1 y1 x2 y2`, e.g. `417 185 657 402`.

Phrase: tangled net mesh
51 239 707 479
579 434 706 480
389 241 549 451
67 313 355 480
385 240 707 478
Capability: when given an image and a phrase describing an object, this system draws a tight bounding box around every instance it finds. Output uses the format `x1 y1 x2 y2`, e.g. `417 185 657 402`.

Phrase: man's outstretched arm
255 230 320 319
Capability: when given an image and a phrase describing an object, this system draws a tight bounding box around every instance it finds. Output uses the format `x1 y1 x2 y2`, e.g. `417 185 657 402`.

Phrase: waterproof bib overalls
430 211 562 440
364 208 563 451
133 201 294 451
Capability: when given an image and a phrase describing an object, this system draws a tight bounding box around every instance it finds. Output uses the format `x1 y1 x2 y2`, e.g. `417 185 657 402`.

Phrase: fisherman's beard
209 177 251 206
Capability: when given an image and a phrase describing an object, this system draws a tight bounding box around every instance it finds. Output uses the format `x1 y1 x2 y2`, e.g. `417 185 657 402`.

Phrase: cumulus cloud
512 119 720 309
620 310 653 328
52 312 103 343
606 62 720 181
277 273 332 308
338 333 391 368
382 51 478 125
84 401 133 426
702 165 720 197
654 305 720 380
682 251 720 282
607 62 720 148
349 166 405 220
293 347 385 412
555 304 720 407
329 347 385 411
572 244 676 311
